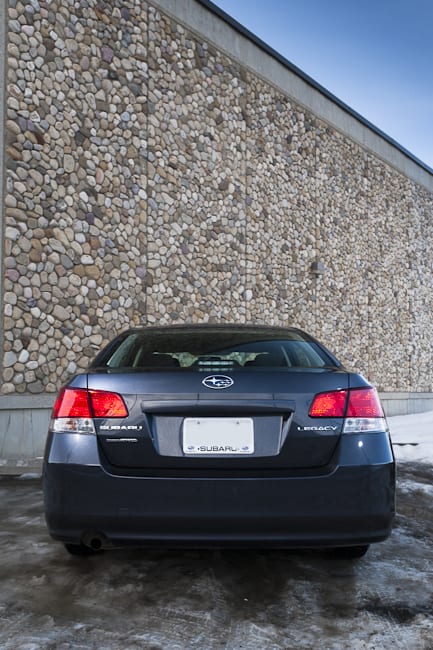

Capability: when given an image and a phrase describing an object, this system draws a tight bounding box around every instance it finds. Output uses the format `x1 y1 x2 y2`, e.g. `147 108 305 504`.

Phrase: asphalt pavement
1 464 433 649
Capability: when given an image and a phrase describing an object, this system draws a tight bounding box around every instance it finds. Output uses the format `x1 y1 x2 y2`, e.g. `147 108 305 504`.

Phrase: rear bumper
43 432 395 549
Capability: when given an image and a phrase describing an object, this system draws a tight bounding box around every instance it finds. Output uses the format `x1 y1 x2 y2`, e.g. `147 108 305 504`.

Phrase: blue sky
212 0 433 170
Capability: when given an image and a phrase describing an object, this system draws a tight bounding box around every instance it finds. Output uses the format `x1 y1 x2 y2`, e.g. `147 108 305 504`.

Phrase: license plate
183 418 254 455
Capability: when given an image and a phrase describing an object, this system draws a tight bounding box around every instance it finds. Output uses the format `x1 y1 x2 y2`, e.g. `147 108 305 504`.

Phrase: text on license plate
183 418 254 455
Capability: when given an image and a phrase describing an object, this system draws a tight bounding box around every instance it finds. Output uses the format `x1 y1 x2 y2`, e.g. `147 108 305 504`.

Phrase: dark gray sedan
43 325 395 558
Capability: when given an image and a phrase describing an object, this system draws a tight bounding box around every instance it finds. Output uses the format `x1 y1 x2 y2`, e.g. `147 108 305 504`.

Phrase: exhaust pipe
81 531 107 551
89 537 103 551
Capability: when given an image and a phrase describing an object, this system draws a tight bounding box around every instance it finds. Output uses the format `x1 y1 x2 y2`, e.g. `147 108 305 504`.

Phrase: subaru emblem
202 375 234 390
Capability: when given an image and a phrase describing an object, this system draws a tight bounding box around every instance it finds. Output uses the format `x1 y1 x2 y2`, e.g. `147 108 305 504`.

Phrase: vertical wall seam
144 0 150 325
313 122 319 332
0 1 7 381
243 73 249 323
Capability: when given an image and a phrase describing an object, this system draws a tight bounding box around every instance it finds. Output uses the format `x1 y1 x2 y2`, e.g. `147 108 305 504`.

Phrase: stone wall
2 0 433 404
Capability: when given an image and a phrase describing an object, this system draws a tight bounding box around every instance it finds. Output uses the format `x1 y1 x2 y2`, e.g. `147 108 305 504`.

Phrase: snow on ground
388 410 433 464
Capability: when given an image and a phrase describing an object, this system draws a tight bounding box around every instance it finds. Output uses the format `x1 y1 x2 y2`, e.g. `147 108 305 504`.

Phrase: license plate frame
183 417 254 455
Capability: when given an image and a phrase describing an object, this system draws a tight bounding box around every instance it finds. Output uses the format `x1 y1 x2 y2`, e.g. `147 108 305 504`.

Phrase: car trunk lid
88 368 349 470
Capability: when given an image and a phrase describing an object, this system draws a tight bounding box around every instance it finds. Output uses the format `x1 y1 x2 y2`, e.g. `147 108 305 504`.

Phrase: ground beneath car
1 462 433 650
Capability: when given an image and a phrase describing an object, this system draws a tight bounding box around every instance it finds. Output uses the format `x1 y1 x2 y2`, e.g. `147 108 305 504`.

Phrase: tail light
51 388 128 434
309 390 347 417
309 387 386 433
346 388 384 418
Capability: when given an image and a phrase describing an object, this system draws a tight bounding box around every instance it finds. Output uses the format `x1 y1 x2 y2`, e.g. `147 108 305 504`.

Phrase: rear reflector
52 388 128 419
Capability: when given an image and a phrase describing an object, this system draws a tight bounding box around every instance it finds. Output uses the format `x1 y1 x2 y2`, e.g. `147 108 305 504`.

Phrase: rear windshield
92 328 338 371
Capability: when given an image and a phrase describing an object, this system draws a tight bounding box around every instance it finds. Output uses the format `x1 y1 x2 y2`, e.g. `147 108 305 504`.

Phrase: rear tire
64 543 99 556
331 544 370 559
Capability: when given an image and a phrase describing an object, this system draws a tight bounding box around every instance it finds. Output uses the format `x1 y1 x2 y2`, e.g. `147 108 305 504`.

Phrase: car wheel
64 543 100 556
331 544 370 559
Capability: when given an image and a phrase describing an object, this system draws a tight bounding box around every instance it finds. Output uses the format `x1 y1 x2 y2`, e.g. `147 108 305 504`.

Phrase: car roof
123 324 306 336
